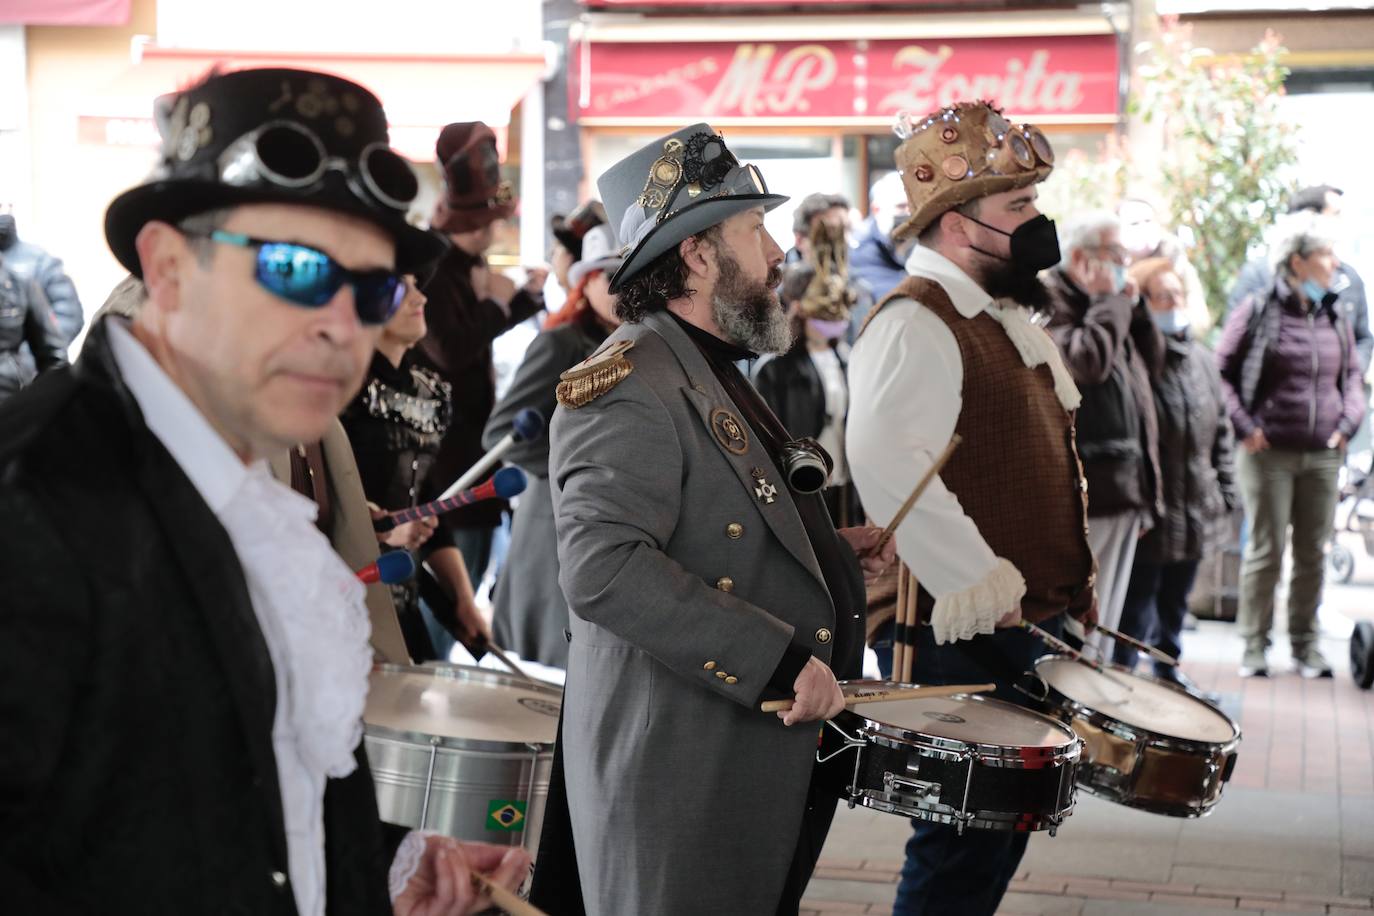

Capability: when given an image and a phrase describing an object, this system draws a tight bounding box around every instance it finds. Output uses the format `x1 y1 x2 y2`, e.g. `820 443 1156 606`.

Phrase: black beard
979 259 1051 312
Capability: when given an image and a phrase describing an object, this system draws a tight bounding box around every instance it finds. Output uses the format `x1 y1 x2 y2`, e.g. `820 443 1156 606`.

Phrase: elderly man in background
1044 212 1163 659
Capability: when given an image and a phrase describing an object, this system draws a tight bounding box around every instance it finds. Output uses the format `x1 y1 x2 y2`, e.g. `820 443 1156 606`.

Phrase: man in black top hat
0 67 528 915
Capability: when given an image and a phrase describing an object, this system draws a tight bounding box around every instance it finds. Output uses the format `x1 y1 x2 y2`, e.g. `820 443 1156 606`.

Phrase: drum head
842 682 1073 749
1036 657 1236 744
365 664 561 747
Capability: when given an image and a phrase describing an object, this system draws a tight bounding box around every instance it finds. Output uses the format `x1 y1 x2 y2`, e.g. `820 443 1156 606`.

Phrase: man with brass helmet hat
0 68 528 915
847 102 1096 915
531 123 893 914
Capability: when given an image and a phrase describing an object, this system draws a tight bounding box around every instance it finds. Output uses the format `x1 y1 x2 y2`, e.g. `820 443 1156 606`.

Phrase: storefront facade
567 2 1125 243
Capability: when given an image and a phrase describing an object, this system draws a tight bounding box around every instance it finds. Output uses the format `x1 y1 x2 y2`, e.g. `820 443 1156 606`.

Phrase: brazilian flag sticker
486 800 527 831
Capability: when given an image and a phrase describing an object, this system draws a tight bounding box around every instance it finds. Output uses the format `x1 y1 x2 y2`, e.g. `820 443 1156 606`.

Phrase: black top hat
597 123 788 292
104 67 445 277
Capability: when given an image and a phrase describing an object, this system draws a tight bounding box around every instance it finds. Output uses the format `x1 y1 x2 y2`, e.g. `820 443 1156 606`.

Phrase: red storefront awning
0 0 130 26
572 32 1120 127
92 45 547 160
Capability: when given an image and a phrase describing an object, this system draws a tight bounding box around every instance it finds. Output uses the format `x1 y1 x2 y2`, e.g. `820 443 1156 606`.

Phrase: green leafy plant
1133 19 1299 322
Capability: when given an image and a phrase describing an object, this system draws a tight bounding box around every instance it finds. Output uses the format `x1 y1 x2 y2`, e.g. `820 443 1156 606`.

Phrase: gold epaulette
556 339 635 409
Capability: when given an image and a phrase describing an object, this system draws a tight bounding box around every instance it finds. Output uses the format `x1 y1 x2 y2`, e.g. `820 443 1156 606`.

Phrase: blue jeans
1113 559 1200 672
872 617 1063 916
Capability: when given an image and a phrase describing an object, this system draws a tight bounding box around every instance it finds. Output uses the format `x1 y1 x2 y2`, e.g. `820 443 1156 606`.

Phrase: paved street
803 531 1374 915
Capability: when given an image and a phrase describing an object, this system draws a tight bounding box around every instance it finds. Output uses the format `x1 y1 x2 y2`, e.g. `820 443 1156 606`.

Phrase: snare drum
363 664 560 850
1033 656 1240 817
815 680 1081 834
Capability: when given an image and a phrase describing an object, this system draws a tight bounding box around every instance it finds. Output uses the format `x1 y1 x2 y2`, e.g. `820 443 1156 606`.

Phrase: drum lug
884 773 943 804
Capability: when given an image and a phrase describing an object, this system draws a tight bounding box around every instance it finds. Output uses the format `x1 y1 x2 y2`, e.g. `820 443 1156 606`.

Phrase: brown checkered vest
862 276 1095 628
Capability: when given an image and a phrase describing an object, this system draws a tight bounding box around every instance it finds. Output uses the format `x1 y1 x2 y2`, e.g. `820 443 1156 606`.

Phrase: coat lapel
642 312 828 595
80 321 289 866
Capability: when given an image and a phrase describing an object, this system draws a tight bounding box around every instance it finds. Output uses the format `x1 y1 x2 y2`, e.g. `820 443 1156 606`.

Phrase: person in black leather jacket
0 256 67 403
0 214 83 378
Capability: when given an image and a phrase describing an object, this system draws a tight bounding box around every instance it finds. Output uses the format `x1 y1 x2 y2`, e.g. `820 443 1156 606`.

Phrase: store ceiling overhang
572 9 1115 43
94 45 548 160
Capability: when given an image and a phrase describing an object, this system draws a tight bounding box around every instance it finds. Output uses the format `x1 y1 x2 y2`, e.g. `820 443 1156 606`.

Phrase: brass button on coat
715 670 728 679
271 871 288 888
715 576 734 592
815 627 833 644
724 676 738 685
703 660 716 671
726 523 744 539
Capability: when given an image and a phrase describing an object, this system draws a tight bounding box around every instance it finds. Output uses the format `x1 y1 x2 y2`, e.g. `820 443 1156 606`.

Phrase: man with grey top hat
531 123 893 914
0 67 528 915
484 219 623 669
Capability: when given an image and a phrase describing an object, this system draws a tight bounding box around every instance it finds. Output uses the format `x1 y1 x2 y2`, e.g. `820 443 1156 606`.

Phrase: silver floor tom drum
363 664 560 850
815 680 1082 834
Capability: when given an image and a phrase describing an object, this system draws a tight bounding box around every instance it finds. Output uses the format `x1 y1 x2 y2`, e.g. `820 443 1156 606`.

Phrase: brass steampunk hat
598 123 789 292
892 101 1056 240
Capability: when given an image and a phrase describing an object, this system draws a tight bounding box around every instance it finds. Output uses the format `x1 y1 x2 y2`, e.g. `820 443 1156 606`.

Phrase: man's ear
939 209 969 249
680 234 715 281
135 221 190 311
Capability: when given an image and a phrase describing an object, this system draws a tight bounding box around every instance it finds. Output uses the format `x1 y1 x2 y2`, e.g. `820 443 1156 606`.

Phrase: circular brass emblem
941 155 969 180
653 160 682 184
914 164 935 183
815 627 833 645
664 137 685 153
710 408 749 455
940 126 959 144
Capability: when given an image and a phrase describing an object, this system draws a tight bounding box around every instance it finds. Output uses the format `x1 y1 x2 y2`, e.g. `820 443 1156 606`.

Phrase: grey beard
712 292 793 354
709 248 793 354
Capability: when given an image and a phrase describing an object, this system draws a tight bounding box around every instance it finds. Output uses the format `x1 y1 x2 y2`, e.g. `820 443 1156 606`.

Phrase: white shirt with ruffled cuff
846 247 1080 645
108 319 410 916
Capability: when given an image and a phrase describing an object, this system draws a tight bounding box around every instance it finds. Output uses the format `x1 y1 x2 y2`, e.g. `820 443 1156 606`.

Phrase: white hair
1058 211 1121 264
1268 210 1337 278
869 171 907 214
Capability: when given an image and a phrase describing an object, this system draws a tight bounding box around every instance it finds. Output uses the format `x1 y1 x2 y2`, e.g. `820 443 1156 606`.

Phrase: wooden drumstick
1093 623 1180 668
1019 620 1135 692
900 570 918 684
874 434 963 553
473 873 548 916
761 682 995 713
893 566 910 684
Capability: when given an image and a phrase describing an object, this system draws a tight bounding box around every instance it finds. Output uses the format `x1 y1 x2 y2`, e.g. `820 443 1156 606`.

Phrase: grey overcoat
485 320 605 668
549 309 838 914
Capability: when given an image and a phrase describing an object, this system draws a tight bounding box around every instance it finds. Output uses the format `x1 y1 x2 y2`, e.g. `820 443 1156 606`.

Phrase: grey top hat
598 123 788 292
568 223 624 288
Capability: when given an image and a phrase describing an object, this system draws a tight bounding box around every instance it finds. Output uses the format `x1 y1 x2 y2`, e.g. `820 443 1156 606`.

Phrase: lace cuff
388 830 436 902
929 558 1026 645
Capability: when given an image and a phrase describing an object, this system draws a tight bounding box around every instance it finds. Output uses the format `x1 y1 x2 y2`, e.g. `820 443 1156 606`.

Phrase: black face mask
0 215 14 250
964 213 1061 275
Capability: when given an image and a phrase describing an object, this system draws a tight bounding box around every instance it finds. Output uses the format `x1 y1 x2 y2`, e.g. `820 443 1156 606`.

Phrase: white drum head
365 664 561 746
1037 657 1236 744
845 685 1073 749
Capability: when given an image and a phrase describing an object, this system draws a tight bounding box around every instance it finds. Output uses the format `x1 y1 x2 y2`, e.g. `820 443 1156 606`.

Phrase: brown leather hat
430 121 516 233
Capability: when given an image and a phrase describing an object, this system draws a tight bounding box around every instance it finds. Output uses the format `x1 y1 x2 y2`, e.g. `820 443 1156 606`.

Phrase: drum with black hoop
363 664 560 850
1032 655 1241 817
814 680 1082 834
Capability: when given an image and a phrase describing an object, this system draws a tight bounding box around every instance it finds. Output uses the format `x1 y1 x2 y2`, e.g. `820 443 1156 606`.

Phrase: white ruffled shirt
846 247 1081 645
107 320 384 916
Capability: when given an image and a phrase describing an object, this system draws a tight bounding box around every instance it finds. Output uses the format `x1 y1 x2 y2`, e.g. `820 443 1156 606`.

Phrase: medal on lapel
710 407 749 455
751 467 778 505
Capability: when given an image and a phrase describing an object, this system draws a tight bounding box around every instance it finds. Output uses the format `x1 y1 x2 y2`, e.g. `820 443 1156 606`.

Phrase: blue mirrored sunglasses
190 230 404 325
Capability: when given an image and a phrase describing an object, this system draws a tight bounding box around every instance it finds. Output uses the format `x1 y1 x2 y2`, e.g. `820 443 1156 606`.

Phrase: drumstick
1019 620 1135 692
894 566 910 684
472 873 547 916
482 638 542 685
760 682 995 713
901 570 918 684
1094 623 1180 667
875 434 963 553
